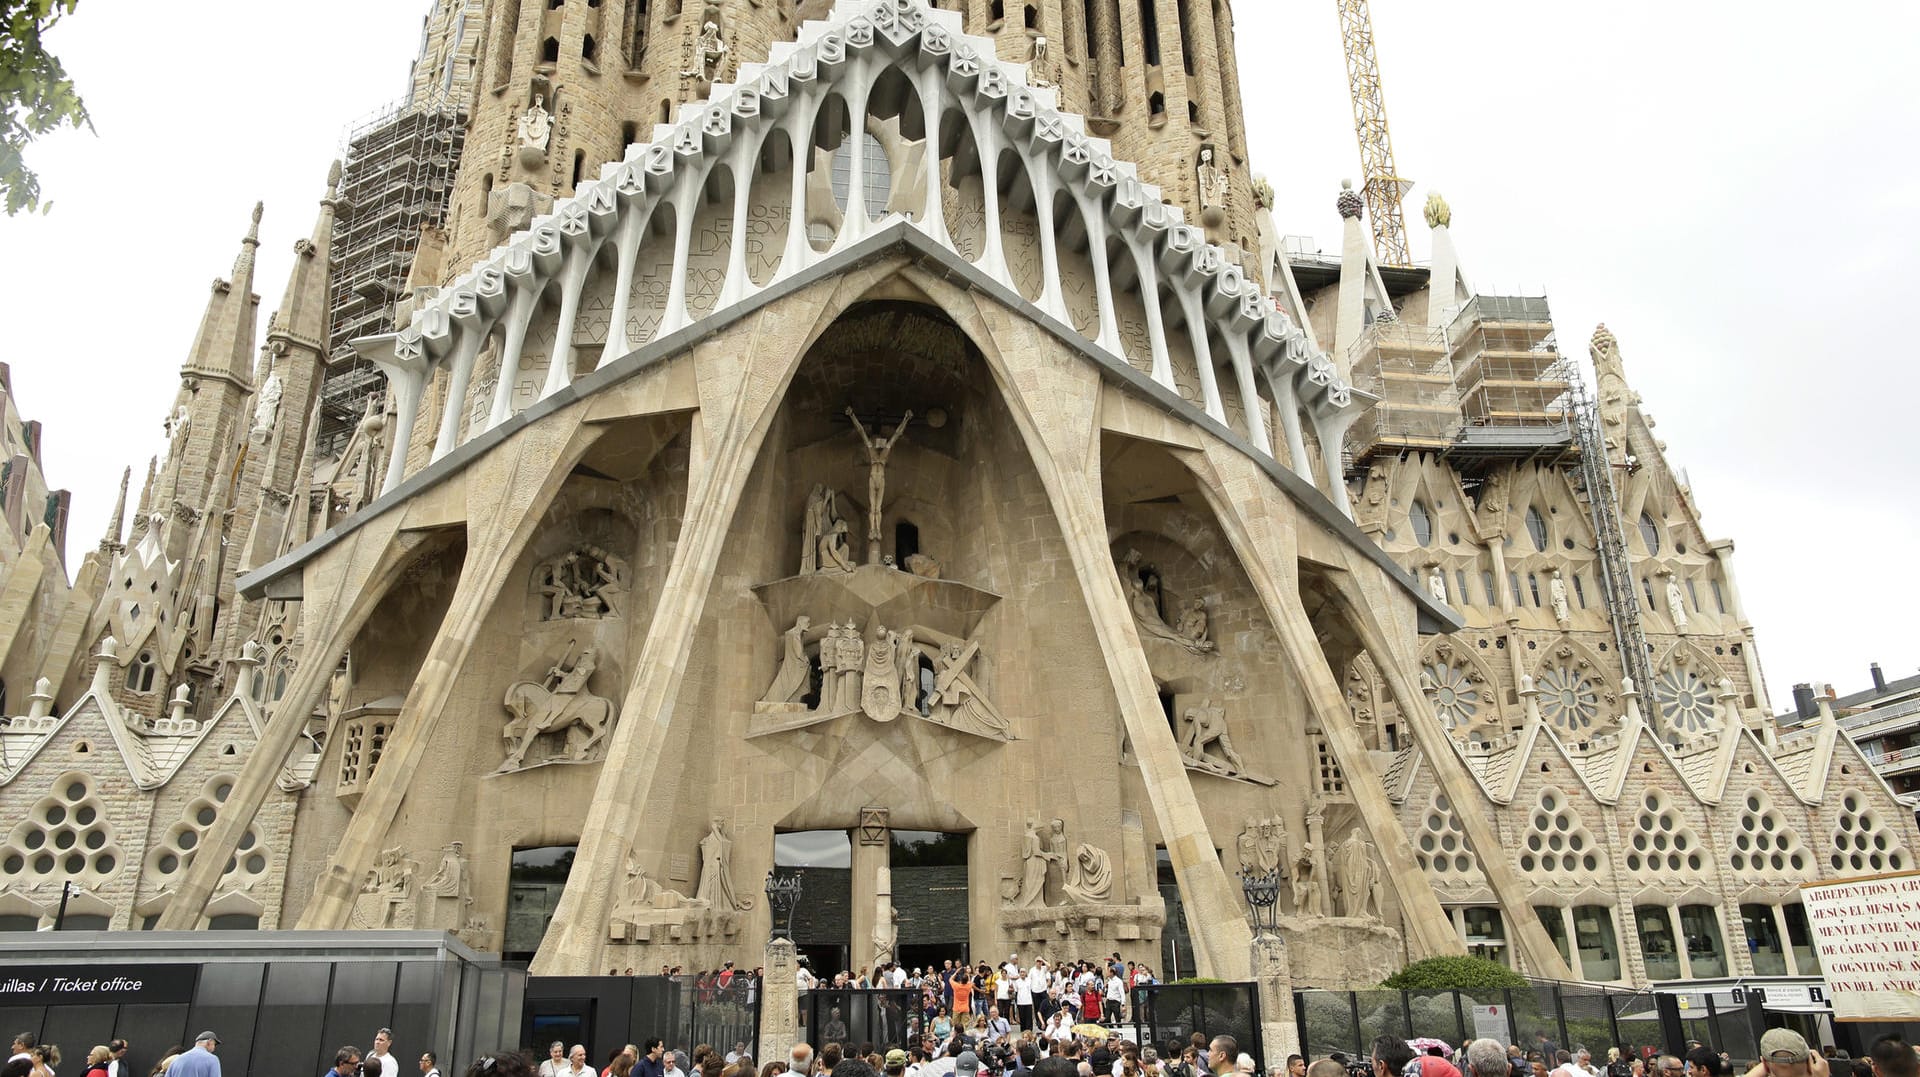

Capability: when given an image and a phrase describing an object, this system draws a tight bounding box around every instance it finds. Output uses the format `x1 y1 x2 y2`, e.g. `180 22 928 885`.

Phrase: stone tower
443 0 1258 275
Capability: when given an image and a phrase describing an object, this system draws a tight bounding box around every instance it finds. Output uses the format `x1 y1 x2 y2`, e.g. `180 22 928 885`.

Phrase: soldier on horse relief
501 641 615 770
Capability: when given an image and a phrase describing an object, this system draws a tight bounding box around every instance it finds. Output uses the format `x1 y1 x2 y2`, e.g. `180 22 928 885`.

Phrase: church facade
0 0 1911 990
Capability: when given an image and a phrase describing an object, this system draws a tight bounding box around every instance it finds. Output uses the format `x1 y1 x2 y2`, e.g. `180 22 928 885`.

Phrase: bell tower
440 0 1260 278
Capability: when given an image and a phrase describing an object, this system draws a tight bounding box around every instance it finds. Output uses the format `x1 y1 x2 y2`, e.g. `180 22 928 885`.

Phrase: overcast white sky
2 0 1915 703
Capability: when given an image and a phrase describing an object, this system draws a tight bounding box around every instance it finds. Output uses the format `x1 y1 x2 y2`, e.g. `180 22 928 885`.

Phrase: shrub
1382 956 1527 991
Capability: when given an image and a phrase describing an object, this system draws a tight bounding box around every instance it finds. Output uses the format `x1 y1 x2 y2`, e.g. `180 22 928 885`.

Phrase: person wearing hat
1744 1031 1830 1077
164 1033 221 1077
887 1051 911 1077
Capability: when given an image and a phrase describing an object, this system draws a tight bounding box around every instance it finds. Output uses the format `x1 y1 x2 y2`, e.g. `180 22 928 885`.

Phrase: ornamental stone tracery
1831 792 1911 875
1730 790 1809 880
1536 658 1601 737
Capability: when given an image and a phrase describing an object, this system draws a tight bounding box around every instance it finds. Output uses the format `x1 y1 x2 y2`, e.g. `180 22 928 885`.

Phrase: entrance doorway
890 830 968 970
776 830 852 975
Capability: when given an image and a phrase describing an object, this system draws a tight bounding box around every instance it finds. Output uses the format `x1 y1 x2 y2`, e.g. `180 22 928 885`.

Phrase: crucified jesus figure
846 406 913 564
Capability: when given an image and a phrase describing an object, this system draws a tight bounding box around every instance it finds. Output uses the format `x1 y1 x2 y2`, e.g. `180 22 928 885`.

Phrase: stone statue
334 393 387 512
167 402 192 456
251 368 284 439
616 856 702 917
819 516 856 572
683 18 730 80
421 841 467 899
517 94 553 158
1197 145 1229 223
830 621 865 712
760 615 813 707
895 627 921 714
1012 819 1056 907
1237 816 1286 875
1423 191 1451 230
1335 829 1381 920
1178 698 1245 775
1028 35 1051 87
501 643 616 770
801 485 830 573
534 546 630 619
1119 552 1215 655
1549 570 1571 625
1426 565 1447 605
1665 575 1690 631
695 817 752 911
1174 598 1213 650
1062 842 1114 904
862 623 903 720
1045 817 1070 905
1476 471 1508 534
847 407 913 563
929 639 1009 738
349 847 419 929
1291 841 1324 917
903 552 942 579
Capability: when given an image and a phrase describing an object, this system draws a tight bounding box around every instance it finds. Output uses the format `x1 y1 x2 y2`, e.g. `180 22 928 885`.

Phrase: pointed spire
181 202 267 388
1424 191 1473 328
99 466 130 553
234 201 264 277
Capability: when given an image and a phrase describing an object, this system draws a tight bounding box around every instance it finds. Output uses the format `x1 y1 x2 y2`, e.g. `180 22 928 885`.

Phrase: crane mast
1336 0 1413 266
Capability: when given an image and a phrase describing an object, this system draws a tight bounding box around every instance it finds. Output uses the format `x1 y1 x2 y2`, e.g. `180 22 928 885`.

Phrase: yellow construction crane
1336 0 1414 266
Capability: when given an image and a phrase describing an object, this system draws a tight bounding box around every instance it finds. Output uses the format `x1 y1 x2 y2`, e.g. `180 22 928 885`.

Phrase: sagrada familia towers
0 0 1911 990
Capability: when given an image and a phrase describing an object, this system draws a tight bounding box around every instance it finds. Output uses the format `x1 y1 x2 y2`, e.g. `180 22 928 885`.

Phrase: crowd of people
797 954 1161 1033
4 1026 439 1077
448 1029 1920 1077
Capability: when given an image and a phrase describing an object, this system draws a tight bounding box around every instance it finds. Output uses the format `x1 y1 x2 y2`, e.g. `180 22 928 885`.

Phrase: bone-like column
1221 332 1270 455
542 244 595 399
1025 152 1070 321
1175 287 1225 421
1071 188 1124 357
433 327 485 460
831 57 876 253
657 167 703 337
774 89 822 284
1267 368 1311 480
965 108 1011 284
1124 237 1174 388
717 129 770 312
597 210 648 369
915 65 951 247
488 286 540 428
1306 401 1357 517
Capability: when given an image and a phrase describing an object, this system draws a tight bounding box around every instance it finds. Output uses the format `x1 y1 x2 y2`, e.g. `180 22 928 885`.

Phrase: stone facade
0 0 1912 996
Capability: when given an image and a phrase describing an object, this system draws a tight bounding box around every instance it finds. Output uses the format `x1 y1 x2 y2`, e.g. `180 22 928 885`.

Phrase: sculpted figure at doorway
847 407 912 560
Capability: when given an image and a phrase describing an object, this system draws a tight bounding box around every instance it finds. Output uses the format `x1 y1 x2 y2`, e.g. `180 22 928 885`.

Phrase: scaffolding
1345 321 1460 456
316 90 469 458
1569 370 1655 696
1345 294 1575 469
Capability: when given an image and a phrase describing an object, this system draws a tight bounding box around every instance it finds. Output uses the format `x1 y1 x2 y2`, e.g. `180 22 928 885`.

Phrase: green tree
1382 956 1528 992
2 0 91 215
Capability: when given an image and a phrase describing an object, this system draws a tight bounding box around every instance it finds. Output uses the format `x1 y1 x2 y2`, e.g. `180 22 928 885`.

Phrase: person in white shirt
891 965 908 989
368 1029 399 1077
1103 973 1125 1024
1013 968 1035 1032
539 1042 569 1077
418 1051 441 1077
105 1040 129 1077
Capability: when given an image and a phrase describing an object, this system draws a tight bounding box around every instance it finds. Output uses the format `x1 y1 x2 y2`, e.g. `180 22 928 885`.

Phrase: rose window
1536 665 1599 734
1422 660 1481 731
1654 665 1719 739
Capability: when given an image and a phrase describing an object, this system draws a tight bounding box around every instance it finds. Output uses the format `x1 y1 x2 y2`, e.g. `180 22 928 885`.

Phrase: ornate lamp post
766 869 802 940
1239 867 1283 938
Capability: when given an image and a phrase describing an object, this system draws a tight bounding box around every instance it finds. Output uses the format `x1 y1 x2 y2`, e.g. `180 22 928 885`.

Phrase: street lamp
1239 867 1282 937
766 870 802 940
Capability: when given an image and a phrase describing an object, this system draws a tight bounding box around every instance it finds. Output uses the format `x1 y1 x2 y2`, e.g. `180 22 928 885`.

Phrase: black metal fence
526 974 762 1061
801 988 922 1052
1294 983 1759 1064
1129 982 1264 1070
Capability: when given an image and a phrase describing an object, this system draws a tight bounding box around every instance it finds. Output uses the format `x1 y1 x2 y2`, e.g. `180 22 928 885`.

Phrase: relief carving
500 643 616 771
